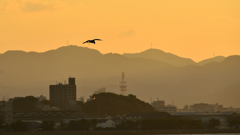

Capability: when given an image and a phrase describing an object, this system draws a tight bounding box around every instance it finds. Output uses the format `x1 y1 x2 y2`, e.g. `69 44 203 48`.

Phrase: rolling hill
197 56 226 66
123 49 196 67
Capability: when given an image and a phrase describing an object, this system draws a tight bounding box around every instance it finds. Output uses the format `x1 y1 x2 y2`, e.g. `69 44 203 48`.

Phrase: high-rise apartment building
50 78 76 110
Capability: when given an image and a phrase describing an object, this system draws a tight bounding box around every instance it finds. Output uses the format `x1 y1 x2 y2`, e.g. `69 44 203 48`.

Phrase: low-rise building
181 103 240 113
155 105 177 115
96 119 116 128
151 100 177 115
175 111 234 127
189 103 223 112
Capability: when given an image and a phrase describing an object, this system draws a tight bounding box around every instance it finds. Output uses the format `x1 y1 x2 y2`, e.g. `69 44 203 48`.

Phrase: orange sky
1 0 240 62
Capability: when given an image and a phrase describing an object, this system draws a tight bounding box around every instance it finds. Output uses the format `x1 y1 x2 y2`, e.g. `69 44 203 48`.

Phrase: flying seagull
82 39 102 44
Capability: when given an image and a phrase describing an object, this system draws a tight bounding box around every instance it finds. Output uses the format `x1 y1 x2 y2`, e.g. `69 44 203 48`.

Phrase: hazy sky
1 0 239 62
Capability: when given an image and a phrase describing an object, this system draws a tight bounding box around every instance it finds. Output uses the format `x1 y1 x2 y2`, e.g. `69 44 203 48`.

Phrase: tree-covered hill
82 93 156 117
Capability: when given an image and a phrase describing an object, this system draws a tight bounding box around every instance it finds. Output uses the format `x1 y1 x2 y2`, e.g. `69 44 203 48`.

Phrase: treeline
12 96 39 112
82 93 156 117
5 96 50 112
0 120 55 132
117 118 219 130
1 116 240 132
4 93 155 117
227 113 240 128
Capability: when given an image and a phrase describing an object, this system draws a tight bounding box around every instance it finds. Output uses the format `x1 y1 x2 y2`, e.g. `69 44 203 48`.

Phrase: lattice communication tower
120 72 127 95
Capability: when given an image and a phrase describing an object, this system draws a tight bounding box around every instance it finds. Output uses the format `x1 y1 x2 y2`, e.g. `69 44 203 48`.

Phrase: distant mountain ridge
198 56 226 66
0 45 240 108
1 46 226 67
123 49 196 67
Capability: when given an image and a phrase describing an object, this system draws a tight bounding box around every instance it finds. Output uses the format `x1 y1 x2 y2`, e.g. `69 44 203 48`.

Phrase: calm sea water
151 133 240 135
145 133 240 135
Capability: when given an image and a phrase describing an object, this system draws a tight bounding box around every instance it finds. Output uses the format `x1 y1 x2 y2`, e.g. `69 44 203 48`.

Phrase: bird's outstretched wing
82 40 89 44
94 39 102 41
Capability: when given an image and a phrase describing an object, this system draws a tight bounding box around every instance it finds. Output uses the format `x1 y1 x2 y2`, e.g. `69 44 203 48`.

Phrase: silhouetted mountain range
0 45 239 108
198 56 226 66
123 49 196 66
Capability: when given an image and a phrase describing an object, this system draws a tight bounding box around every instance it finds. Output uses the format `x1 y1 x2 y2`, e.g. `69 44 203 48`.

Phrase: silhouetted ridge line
198 56 225 66
123 48 196 67
0 45 240 108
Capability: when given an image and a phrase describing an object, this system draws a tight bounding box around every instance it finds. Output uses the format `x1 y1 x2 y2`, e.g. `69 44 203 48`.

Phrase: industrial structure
50 77 77 110
120 72 127 95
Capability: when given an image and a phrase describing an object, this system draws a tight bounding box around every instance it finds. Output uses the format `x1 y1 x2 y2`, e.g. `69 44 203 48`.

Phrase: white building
155 105 177 115
42 105 59 111
96 119 116 128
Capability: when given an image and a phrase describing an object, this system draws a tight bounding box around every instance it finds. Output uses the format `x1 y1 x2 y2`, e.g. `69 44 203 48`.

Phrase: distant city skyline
0 0 240 62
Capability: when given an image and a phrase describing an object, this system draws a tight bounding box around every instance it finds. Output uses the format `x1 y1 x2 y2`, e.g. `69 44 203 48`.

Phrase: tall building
50 77 76 110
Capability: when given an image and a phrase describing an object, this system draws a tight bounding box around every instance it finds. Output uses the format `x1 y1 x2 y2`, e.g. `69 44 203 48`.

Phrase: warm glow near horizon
1 0 240 62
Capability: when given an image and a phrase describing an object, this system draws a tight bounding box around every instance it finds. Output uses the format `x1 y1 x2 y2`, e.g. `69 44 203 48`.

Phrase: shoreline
1 129 240 135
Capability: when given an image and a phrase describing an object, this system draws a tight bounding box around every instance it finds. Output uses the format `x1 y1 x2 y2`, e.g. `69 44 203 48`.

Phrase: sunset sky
1 0 239 62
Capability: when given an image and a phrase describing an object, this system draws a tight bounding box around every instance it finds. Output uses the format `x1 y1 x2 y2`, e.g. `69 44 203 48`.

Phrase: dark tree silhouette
208 118 220 129
68 119 90 130
227 113 240 128
12 96 38 112
0 118 3 128
40 100 50 105
10 120 27 131
83 92 155 117
40 120 55 131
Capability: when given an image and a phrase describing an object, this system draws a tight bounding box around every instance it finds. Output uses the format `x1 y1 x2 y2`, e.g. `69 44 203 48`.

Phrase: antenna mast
120 72 127 95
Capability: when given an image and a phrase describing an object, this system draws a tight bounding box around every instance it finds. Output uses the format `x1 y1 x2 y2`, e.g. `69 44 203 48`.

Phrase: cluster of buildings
0 76 125 125
1 76 240 130
151 100 177 115
151 100 240 115
179 103 240 113
0 77 79 124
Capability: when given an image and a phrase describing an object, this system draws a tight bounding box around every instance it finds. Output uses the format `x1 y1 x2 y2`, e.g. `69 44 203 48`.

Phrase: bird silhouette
82 39 102 44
